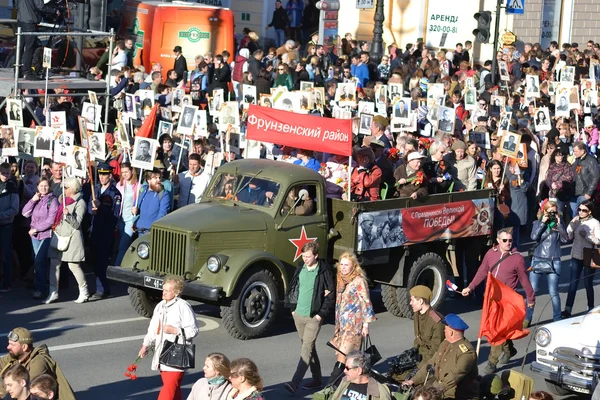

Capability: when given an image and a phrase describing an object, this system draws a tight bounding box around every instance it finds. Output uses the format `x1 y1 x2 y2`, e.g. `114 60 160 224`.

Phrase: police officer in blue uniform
88 163 121 300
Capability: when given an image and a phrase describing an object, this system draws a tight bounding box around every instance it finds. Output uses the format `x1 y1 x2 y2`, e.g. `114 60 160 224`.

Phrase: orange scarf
336 268 360 293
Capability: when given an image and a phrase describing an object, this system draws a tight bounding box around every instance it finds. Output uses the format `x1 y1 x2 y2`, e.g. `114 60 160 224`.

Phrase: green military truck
107 159 495 339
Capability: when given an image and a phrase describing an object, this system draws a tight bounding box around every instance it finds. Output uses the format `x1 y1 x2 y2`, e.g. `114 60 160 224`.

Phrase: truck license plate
144 276 163 291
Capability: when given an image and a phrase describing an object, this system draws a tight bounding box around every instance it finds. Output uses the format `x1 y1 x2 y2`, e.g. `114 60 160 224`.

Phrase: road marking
0 317 148 337
1 316 220 353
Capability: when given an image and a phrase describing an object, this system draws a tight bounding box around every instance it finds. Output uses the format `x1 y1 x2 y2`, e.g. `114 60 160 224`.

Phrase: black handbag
362 334 382 365
531 258 556 274
159 329 196 369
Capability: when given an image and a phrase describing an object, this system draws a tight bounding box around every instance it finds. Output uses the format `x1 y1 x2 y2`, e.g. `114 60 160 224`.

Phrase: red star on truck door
288 226 318 261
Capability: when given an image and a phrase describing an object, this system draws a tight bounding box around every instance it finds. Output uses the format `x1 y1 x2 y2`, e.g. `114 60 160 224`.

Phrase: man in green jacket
0 328 76 400
410 285 445 368
331 350 391 400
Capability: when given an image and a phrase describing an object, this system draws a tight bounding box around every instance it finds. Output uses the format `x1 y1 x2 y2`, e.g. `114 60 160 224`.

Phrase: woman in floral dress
327 252 375 385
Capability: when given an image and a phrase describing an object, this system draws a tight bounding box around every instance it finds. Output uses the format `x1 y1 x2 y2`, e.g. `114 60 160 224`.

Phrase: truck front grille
151 228 188 276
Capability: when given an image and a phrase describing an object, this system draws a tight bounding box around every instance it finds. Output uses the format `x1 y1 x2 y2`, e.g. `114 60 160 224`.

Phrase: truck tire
128 287 161 318
381 285 409 317
221 269 280 340
397 253 448 317
544 380 570 396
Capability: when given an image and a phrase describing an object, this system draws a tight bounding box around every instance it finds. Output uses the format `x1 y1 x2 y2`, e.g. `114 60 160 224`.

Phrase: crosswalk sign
506 0 525 14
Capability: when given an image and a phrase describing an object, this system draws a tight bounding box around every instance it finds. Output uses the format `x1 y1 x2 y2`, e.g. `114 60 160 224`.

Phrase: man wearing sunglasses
460 228 534 374
330 350 392 400
0 328 76 400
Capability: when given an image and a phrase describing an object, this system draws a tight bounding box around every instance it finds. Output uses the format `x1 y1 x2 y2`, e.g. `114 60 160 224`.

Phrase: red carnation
130 374 138 380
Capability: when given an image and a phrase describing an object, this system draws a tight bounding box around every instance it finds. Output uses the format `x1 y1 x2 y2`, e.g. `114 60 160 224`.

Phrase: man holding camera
17 0 44 80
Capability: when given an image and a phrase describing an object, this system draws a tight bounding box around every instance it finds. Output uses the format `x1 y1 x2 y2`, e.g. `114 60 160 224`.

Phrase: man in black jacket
248 50 263 83
266 0 288 48
17 0 43 79
569 141 599 217
208 54 231 95
173 46 187 84
284 241 335 394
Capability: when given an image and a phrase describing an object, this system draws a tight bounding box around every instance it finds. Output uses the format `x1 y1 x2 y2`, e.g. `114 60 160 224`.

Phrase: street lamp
370 0 385 63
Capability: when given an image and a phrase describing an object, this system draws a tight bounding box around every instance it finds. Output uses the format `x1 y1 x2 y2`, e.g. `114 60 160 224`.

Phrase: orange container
120 1 235 82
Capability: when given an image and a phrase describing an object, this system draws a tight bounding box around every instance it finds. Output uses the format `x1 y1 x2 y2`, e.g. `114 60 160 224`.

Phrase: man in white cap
393 151 428 199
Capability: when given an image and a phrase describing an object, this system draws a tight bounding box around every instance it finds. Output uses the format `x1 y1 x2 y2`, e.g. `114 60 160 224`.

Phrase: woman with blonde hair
115 162 139 265
45 177 89 304
187 353 233 400
328 252 375 384
227 358 264 400
139 275 199 400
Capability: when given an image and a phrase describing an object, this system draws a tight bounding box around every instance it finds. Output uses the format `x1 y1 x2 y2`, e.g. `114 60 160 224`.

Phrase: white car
531 305 600 396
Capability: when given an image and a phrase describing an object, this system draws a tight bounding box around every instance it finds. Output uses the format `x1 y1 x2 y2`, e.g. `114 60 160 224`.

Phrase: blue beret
97 163 113 174
442 313 469 331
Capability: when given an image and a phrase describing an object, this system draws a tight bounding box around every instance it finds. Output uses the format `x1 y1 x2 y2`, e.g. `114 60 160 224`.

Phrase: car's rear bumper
107 266 222 302
531 361 595 394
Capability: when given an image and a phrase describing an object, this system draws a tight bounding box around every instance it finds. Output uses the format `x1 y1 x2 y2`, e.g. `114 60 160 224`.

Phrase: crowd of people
1 5 600 397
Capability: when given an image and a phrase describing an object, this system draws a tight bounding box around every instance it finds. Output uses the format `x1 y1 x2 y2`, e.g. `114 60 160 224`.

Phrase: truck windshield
208 173 281 208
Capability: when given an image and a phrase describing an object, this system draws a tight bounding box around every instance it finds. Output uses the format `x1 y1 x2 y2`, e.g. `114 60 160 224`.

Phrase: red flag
479 273 530 346
136 103 159 139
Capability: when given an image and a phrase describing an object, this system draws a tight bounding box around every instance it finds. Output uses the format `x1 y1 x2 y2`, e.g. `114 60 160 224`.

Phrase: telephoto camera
386 347 422 383
546 209 558 224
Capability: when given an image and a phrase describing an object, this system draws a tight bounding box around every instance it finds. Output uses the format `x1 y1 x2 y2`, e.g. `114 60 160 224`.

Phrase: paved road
1 261 596 399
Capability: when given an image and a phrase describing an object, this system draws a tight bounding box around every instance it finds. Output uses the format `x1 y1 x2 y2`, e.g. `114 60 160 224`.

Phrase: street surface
0 246 595 399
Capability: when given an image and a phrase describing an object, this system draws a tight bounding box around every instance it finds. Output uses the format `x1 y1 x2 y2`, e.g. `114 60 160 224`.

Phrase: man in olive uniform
0 328 76 400
88 163 121 300
410 285 444 368
404 314 479 400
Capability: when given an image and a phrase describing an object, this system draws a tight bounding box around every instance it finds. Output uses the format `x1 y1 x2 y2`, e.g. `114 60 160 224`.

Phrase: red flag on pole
135 103 159 139
479 273 530 346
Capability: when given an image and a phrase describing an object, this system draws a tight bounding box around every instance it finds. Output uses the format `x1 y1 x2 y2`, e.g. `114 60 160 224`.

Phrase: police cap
97 162 114 175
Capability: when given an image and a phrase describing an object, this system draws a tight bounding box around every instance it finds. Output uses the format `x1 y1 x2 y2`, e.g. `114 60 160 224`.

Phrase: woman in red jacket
348 147 382 202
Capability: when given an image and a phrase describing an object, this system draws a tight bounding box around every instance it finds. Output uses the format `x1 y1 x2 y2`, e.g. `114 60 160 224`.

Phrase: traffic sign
506 0 525 14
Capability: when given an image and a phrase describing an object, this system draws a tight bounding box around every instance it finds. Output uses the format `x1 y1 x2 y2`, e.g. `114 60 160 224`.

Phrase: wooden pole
501 156 509 183
61 167 66 221
44 67 49 127
346 155 353 200
135 169 144 207
87 159 96 203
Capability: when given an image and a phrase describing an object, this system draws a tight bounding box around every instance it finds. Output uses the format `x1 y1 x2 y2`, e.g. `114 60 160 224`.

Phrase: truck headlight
137 242 150 259
534 327 551 347
207 256 221 273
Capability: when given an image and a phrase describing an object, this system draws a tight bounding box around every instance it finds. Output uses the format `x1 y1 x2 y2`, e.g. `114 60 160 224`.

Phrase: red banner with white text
246 104 352 156
401 200 487 242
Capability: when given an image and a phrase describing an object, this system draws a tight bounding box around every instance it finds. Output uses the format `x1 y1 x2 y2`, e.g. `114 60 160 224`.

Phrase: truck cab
108 159 495 339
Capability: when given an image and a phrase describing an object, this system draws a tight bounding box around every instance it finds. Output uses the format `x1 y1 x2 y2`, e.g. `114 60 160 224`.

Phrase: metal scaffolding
9 26 115 129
